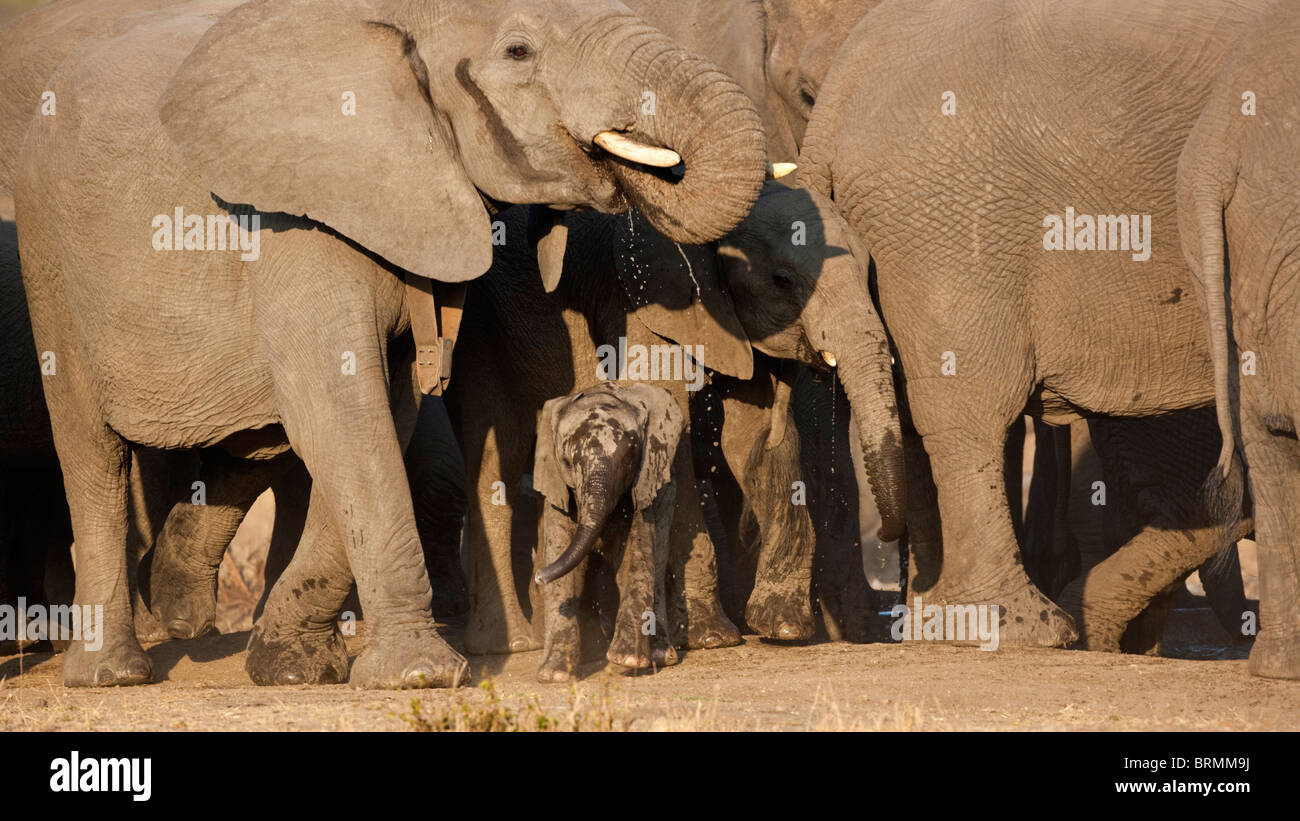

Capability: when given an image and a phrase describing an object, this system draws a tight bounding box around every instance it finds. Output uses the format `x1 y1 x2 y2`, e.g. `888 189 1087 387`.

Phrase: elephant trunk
592 23 767 244
534 456 635 586
807 276 907 542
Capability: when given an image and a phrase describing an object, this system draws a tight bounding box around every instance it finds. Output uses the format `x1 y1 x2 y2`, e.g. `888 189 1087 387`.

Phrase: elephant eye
773 267 796 289
505 43 532 61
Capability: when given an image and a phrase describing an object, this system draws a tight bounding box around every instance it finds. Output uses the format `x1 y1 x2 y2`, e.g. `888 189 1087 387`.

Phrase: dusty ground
2 604 1296 731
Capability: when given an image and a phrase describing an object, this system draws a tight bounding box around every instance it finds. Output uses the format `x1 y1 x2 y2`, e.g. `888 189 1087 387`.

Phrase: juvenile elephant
453 181 904 655
799 0 1266 648
1179 0 1300 679
9 0 766 687
531 382 682 681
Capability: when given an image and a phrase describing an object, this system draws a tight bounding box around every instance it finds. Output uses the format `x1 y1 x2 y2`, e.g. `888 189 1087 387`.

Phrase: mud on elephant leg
609 504 678 669
150 448 293 640
535 506 585 682
246 482 352 686
739 423 816 641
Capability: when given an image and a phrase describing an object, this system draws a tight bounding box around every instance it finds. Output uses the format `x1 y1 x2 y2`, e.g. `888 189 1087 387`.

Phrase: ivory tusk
593 131 682 168
821 350 838 368
767 162 798 179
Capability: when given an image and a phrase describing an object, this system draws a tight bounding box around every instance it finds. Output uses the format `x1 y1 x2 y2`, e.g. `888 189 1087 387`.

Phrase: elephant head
532 383 682 584
158 0 768 286
630 181 904 540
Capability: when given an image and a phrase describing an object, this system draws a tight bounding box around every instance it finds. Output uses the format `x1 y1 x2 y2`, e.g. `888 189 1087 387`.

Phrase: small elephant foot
681 597 742 650
536 645 581 683
245 624 350 686
350 627 468 689
1248 628 1300 680
1056 583 1124 652
133 600 170 644
62 638 153 687
606 626 679 670
745 582 814 641
152 585 217 640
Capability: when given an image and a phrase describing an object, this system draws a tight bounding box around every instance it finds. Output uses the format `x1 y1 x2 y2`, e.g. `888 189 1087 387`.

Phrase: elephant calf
531 382 682 682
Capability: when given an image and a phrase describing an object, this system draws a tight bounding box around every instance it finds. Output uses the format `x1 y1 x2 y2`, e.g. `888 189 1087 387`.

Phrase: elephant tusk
767 162 798 180
821 350 838 368
593 131 682 168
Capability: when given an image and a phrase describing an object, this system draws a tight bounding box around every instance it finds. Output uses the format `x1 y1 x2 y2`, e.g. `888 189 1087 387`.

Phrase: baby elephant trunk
534 452 637 586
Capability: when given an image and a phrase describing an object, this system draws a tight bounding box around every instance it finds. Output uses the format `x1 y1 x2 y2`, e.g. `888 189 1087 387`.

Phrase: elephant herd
0 0 1295 690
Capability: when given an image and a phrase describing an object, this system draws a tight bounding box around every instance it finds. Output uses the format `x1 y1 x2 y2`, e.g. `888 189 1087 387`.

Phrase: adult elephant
799 0 1264 648
11 0 767 687
453 181 904 654
1179 0 1300 679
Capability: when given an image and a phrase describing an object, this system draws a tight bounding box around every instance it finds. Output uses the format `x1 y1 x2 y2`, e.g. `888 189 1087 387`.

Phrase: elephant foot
745 581 814 641
245 624 350 686
152 584 217 640
62 637 153 687
1248 628 1300 680
1055 583 1123 652
464 612 540 655
350 626 468 689
133 600 170 644
537 644 581 683
606 625 678 670
921 581 1077 648
680 597 742 650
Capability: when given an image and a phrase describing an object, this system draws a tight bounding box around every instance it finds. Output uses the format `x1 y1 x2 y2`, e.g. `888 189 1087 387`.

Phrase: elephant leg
911 421 1077 647
463 421 541 654
1022 419 1079 598
801 370 873 642
537 506 584 682
266 337 464 690
902 420 941 600
609 494 679 670
1057 413 1235 651
150 448 291 639
255 458 312 621
53 428 151 686
664 377 741 651
407 397 469 619
1241 413 1300 679
1198 544 1256 642
246 479 353 685
739 419 816 641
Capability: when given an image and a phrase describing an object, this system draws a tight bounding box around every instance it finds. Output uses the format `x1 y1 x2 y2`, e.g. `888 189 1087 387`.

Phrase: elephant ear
158 0 492 283
532 397 571 514
614 210 754 380
627 385 684 511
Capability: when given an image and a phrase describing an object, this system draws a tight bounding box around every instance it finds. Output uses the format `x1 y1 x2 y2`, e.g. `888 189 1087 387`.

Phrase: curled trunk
592 22 767 244
534 461 632 585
